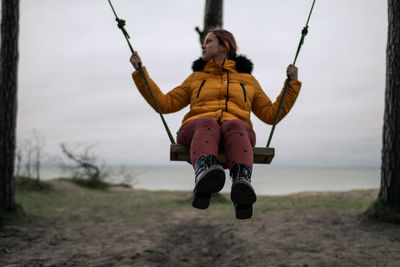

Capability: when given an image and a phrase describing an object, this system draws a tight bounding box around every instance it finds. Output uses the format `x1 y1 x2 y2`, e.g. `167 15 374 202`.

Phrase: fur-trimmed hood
191 55 254 74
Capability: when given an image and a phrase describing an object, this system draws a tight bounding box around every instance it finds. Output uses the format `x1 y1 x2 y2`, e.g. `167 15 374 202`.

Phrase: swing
107 0 316 165
170 144 275 164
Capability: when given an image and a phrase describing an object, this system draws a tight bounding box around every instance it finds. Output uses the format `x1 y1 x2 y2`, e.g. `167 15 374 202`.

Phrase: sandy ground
1 181 400 266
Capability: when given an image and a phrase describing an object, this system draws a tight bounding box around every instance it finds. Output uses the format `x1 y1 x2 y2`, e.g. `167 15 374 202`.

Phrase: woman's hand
286 64 298 80
130 52 142 70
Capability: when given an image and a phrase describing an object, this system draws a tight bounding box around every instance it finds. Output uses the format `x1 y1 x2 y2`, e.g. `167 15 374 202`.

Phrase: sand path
1 182 400 266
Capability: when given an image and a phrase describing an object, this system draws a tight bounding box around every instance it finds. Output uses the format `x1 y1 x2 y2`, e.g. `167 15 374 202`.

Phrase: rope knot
116 18 126 29
301 26 308 36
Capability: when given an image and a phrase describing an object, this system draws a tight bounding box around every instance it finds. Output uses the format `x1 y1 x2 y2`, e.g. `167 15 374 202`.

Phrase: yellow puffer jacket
132 56 301 128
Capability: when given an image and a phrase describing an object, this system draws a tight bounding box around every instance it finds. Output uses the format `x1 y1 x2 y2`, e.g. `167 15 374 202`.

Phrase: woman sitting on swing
130 29 301 219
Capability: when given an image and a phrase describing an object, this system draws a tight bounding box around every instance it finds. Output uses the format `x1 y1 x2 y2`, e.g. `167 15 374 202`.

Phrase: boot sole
192 166 225 209
231 179 257 219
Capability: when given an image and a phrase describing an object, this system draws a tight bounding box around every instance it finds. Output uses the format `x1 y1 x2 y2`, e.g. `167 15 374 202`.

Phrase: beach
39 165 380 195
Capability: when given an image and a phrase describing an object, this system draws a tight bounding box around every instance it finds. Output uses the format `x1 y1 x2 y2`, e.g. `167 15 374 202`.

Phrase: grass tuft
15 176 52 192
60 177 110 190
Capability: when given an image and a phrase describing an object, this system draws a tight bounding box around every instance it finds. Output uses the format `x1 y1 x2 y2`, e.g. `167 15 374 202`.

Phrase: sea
38 165 380 196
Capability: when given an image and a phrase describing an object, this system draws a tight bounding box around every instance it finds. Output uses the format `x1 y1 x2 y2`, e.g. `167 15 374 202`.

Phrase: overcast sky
16 0 387 167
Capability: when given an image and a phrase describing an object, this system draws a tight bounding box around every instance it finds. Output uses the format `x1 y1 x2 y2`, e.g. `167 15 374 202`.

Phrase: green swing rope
266 0 316 148
107 0 176 144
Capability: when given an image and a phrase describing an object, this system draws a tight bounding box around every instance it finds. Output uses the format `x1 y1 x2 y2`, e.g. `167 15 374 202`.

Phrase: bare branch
60 143 105 180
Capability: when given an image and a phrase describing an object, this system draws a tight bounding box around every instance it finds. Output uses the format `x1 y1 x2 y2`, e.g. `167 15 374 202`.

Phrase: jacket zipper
240 83 247 103
196 80 206 98
225 71 229 111
217 110 224 125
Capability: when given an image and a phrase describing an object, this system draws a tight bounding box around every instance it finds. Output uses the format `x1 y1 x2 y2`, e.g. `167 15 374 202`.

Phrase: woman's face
201 32 227 62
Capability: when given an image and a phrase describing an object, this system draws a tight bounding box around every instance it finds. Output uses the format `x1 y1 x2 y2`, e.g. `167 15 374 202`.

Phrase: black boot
230 164 256 219
192 155 225 209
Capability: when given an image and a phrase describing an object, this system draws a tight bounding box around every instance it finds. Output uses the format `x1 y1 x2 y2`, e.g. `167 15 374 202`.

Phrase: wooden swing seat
170 144 275 165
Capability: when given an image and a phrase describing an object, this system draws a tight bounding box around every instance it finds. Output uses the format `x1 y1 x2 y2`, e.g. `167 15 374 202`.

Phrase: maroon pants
177 117 256 170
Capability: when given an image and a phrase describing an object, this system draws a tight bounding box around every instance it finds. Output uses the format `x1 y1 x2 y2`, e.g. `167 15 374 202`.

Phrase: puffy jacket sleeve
251 78 302 125
132 67 193 114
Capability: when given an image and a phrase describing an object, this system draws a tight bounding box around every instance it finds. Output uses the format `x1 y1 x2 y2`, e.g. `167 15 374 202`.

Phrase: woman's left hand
286 64 298 80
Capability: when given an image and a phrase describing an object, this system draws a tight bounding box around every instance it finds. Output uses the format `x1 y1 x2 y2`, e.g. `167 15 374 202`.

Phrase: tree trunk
195 0 223 45
0 0 19 212
378 0 400 212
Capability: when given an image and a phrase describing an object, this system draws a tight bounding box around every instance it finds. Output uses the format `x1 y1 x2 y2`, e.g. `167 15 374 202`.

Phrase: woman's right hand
130 51 142 70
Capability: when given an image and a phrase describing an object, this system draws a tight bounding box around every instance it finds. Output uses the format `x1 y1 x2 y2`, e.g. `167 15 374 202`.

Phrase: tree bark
0 0 19 211
195 0 223 45
378 0 400 212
